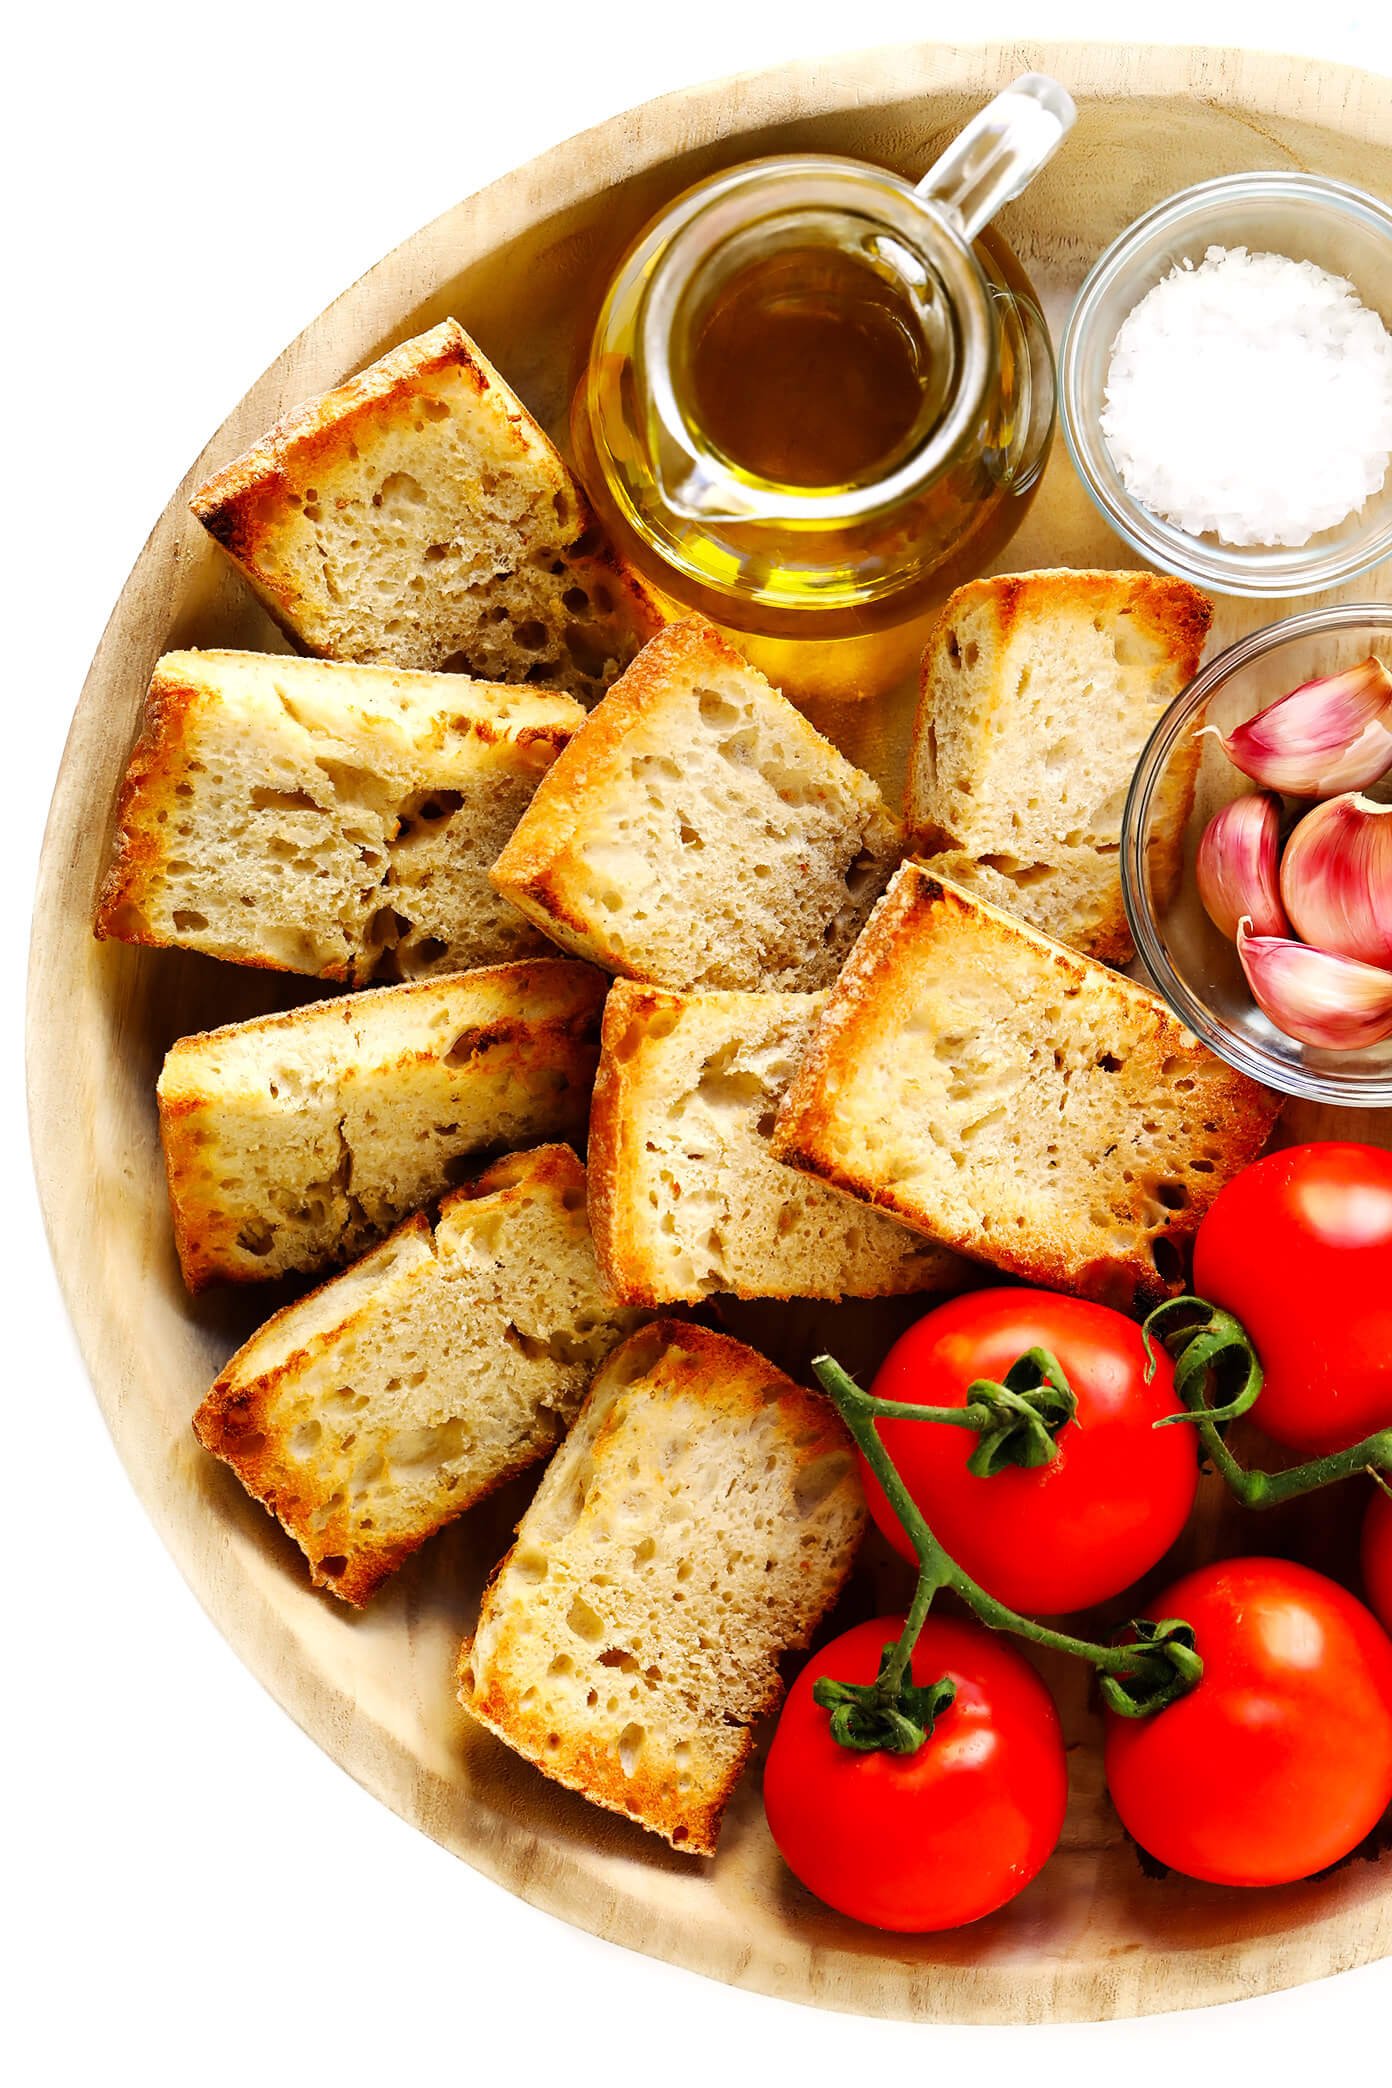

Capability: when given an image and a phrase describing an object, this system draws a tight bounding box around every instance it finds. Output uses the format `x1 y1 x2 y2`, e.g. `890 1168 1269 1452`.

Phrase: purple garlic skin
1280 792 1392 970
1206 656 1392 796
1196 792 1289 942
1236 918 1392 1051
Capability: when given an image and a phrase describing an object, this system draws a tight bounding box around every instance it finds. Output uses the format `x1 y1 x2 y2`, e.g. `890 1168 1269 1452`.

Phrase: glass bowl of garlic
1060 173 1392 596
1123 602 1392 1107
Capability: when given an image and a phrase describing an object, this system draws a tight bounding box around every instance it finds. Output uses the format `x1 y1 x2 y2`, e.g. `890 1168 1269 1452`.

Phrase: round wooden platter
27 39 1392 2024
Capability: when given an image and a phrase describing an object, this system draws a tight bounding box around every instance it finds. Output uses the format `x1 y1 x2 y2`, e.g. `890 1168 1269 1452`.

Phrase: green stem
1219 1429 1392 1508
858 1345 1078 1478
1142 1299 1392 1508
879 1540 941 1699
812 1354 1203 1739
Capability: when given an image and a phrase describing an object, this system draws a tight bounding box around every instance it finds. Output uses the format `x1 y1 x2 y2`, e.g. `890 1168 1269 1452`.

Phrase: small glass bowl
1060 173 1392 596
1122 603 1392 1108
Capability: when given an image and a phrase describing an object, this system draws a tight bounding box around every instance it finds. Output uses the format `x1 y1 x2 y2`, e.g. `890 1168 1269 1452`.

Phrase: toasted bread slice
771 865 1280 1308
159 958 606 1291
588 980 970 1303
906 571 1211 960
490 620 902 992
914 843 1134 968
190 319 661 703
94 650 581 981
194 1145 644 1605
458 1320 865 1853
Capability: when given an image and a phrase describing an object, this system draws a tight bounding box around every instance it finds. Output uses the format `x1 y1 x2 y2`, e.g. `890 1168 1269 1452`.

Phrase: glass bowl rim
1059 171 1392 598
1121 599 1392 1108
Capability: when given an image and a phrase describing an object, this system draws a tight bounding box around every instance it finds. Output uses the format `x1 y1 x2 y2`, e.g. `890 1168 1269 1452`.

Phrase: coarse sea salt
1100 245 1392 548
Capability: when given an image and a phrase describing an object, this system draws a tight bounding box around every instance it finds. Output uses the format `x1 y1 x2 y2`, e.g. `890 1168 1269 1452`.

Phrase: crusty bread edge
189 320 666 667
192 1144 595 1606
157 958 609 1294
904 570 1214 947
585 981 673 1306
457 1317 865 1854
911 847 1137 968
770 863 1281 1306
194 1209 438 1604
490 622 756 957
157 953 604 1078
93 651 589 977
490 618 902 970
193 322 558 550
92 660 334 972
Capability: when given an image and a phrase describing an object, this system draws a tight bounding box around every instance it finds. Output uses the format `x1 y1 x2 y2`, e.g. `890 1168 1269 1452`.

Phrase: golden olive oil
685 246 935 489
574 219 1051 699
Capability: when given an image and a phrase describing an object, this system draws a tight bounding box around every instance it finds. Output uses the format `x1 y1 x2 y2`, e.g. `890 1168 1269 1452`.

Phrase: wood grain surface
26 40 1392 2023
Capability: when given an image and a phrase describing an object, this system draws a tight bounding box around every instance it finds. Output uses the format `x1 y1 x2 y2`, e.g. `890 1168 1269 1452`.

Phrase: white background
9 4 1390 2081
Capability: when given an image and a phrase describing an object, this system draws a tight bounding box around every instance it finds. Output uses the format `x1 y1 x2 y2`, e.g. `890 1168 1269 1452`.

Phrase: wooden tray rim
26 37 1392 2025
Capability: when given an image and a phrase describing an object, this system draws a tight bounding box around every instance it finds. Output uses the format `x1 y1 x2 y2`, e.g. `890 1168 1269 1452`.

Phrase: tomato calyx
961 1346 1077 1476
1097 1618 1204 1720
811 1353 1205 1756
1143 1296 1392 1508
865 1341 1078 1477
813 1648 958 1755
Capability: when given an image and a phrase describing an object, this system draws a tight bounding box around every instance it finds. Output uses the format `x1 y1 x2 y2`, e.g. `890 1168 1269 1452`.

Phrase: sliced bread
95 649 582 981
588 980 970 1303
193 1144 645 1605
159 958 606 1291
771 864 1280 1308
913 842 1134 967
190 319 661 704
490 620 902 991
458 1320 865 1853
906 570 1211 961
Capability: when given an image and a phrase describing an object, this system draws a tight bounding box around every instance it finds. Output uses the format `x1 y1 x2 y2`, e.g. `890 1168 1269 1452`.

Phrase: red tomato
1192 1142 1392 1455
764 1615 1067 1931
863 1290 1199 1614
1363 1486 1392 1635
1105 1557 1392 1887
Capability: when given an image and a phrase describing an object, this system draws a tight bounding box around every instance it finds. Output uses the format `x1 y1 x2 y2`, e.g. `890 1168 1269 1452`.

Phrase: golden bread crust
193 323 573 575
193 1144 635 1605
771 864 1280 1308
584 981 673 1304
194 1210 439 1604
490 618 903 987
189 320 663 695
94 649 583 979
905 570 1212 962
913 846 1137 968
587 977 967 1304
458 1318 865 1853
157 958 607 1291
491 621 743 923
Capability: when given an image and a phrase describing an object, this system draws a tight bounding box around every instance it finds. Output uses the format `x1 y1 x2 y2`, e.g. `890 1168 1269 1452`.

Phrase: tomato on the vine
1192 1142 1392 1456
1363 1486 1392 1635
862 1289 1198 1614
1105 1557 1392 1887
764 1615 1067 1931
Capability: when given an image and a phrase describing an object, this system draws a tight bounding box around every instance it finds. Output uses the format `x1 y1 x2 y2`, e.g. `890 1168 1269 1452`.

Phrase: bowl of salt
1060 172 1392 596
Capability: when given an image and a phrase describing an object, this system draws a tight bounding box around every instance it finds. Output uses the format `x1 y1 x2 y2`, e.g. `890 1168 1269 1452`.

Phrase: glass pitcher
572 75 1075 701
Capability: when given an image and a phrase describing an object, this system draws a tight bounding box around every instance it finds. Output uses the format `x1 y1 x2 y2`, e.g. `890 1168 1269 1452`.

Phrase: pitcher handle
916 74 1076 245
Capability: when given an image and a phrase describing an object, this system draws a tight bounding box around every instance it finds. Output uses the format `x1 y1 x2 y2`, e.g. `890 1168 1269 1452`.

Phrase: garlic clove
1236 917 1392 1050
1281 792 1392 969
1202 655 1392 795
1196 792 1289 941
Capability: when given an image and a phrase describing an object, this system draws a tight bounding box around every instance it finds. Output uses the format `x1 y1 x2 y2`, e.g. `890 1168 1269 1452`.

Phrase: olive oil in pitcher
684 243 948 492
572 76 1075 699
